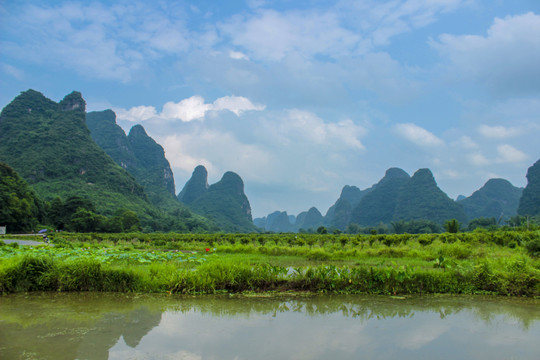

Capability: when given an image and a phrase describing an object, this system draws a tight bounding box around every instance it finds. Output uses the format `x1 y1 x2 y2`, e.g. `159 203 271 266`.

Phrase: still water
1 293 539 360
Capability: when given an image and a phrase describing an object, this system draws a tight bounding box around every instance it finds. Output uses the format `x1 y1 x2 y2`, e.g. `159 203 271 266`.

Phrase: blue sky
1 0 540 218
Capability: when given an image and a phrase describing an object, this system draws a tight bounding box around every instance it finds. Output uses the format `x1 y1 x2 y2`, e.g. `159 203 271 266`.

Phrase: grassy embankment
1 232 539 296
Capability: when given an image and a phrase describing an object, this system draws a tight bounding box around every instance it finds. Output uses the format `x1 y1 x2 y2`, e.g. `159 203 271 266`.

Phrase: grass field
1 231 539 296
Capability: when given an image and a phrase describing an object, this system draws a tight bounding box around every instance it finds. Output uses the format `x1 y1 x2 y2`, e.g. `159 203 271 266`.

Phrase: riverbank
1 232 538 296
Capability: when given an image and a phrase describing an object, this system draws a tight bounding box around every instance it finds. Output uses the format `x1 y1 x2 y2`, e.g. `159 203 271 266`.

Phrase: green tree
67 208 107 232
0 163 42 232
316 226 328 234
444 219 460 233
468 217 496 231
110 209 141 232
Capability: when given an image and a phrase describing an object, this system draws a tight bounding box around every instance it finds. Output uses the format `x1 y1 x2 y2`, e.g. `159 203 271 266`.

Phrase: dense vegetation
519 159 540 216
0 90 147 213
180 168 258 232
86 111 178 210
1 230 538 296
458 178 522 221
0 90 214 233
394 169 467 224
0 163 44 232
325 185 368 230
350 168 410 226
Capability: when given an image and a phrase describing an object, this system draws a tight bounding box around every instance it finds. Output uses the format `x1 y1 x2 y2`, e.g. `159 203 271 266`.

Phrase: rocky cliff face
177 165 209 204
59 91 86 112
86 110 137 170
128 125 176 197
518 159 540 216
86 110 177 208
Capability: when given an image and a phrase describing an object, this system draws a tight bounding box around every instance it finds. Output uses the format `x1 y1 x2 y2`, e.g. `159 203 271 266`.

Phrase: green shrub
525 238 540 257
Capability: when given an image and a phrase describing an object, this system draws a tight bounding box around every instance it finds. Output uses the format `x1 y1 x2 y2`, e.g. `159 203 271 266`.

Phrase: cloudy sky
1 0 539 218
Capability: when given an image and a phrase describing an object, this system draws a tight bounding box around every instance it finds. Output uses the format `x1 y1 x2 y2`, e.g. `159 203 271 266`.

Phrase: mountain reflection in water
0 293 538 360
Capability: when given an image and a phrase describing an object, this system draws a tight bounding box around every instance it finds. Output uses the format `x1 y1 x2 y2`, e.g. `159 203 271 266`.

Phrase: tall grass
1 253 538 296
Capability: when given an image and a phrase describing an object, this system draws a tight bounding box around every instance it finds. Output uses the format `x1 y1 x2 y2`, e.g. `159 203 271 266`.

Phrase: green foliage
444 219 460 233
468 217 497 231
459 179 522 221
87 111 181 212
0 90 213 233
0 90 147 214
187 170 257 232
391 219 441 234
518 159 540 216
0 163 43 232
317 226 328 234
525 238 540 257
350 168 410 226
1 230 538 296
393 169 467 225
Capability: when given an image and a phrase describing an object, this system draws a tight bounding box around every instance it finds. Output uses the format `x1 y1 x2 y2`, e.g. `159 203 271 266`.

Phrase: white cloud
135 106 369 216
340 0 466 46
496 144 527 163
468 152 490 166
1 2 193 82
457 135 478 149
229 50 250 60
213 96 266 115
160 130 275 184
276 110 366 150
162 96 213 122
219 9 363 61
394 123 444 147
115 105 158 122
432 12 540 95
1 63 24 80
478 125 524 139
161 134 217 174
116 95 265 123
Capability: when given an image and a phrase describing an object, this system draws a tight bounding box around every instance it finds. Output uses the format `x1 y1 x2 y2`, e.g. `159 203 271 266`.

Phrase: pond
1 293 539 360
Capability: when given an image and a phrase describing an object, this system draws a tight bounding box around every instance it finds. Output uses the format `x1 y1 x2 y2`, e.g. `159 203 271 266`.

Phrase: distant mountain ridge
178 166 257 232
255 166 528 232
350 167 410 226
1 90 537 234
458 178 523 221
325 185 369 230
393 168 467 224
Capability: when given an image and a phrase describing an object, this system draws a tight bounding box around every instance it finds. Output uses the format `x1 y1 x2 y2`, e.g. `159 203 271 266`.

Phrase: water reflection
0 293 539 360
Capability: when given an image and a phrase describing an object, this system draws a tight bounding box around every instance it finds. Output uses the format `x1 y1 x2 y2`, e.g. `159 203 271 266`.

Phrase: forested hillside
393 168 467 224
179 167 257 232
350 168 411 226
518 159 540 216
0 90 211 232
0 90 147 211
459 178 522 221
86 111 179 210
